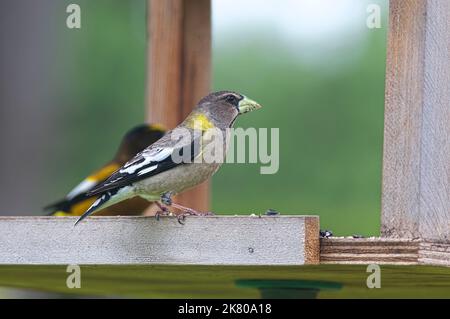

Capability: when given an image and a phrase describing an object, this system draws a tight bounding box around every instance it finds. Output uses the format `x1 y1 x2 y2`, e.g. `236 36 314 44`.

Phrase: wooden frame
1 215 448 266
381 0 450 241
141 0 450 266
1 0 450 276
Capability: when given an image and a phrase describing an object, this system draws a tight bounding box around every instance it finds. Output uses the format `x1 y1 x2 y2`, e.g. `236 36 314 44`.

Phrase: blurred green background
0 0 387 236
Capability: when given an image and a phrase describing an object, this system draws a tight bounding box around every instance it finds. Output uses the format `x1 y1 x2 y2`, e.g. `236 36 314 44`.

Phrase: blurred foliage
213 0 388 237
212 24 387 236
48 0 387 236
46 0 148 197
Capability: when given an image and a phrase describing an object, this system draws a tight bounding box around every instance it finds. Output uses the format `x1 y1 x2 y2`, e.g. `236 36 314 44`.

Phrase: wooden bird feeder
0 0 450 298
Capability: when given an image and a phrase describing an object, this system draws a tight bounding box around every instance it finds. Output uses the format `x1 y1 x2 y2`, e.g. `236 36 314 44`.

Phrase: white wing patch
91 195 103 207
120 147 173 174
137 165 158 176
67 179 96 200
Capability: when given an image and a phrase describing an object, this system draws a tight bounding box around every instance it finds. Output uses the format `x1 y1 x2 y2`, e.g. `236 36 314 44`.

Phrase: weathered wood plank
0 216 319 265
419 242 450 266
320 238 420 265
146 0 211 212
320 238 450 267
381 0 450 241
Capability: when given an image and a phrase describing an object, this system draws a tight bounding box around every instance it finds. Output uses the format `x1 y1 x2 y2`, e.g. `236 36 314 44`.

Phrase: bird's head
191 91 262 129
115 123 166 163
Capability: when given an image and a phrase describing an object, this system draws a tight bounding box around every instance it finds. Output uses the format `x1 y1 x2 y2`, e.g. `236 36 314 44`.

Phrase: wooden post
381 0 450 241
145 0 211 212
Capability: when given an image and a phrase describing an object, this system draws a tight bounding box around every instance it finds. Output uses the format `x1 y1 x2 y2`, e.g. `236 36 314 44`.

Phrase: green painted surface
1 264 449 298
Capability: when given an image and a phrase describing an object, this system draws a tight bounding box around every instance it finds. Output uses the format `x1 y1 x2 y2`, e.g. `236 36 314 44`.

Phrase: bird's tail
44 199 71 216
74 186 133 226
44 199 70 213
45 192 95 216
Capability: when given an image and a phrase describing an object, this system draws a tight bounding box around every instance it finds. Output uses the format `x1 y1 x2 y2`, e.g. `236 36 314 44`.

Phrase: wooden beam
321 238 450 267
419 241 450 266
0 216 319 265
320 238 420 265
145 0 211 212
381 0 450 241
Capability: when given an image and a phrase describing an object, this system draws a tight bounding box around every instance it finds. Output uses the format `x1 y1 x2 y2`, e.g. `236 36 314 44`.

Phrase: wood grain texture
146 0 183 129
321 238 450 267
176 0 211 211
320 238 420 265
0 216 319 265
381 0 450 241
419 242 450 266
305 216 320 264
146 0 211 212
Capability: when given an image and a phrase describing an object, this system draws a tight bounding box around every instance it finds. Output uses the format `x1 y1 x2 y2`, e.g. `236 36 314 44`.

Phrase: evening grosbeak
75 91 262 225
45 123 166 217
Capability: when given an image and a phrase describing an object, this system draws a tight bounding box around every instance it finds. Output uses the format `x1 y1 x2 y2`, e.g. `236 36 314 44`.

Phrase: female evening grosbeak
45 124 166 217
75 91 262 225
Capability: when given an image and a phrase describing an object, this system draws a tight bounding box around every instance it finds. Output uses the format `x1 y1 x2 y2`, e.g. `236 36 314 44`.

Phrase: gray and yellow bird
75 91 262 224
45 123 166 217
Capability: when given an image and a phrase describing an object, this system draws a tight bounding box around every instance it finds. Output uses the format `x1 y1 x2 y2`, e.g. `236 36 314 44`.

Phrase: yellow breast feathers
184 113 214 131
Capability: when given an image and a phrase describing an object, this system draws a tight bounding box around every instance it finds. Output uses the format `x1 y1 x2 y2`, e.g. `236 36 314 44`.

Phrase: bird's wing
44 192 92 214
44 163 120 213
66 179 96 200
66 163 120 199
87 138 199 196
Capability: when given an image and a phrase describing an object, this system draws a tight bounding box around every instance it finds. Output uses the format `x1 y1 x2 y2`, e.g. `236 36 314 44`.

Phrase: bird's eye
225 95 238 106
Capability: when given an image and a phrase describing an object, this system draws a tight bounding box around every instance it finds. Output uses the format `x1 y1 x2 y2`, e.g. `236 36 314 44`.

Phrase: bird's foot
173 208 214 225
155 201 172 221
172 203 198 216
155 210 171 221
170 202 215 216
155 209 174 221
156 201 170 212
159 194 214 224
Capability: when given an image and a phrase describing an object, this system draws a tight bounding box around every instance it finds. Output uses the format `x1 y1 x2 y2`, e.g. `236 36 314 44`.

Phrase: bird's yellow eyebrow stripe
184 113 214 131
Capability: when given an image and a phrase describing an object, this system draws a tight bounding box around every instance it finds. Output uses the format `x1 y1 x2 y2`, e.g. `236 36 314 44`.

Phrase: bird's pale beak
238 96 262 114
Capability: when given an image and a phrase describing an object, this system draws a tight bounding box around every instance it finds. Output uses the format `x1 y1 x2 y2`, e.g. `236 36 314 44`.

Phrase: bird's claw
200 211 215 216
155 201 173 221
175 210 215 225
177 214 186 225
155 210 172 221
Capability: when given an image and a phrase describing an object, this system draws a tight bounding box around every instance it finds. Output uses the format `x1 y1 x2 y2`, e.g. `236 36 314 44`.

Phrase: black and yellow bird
45 124 166 217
